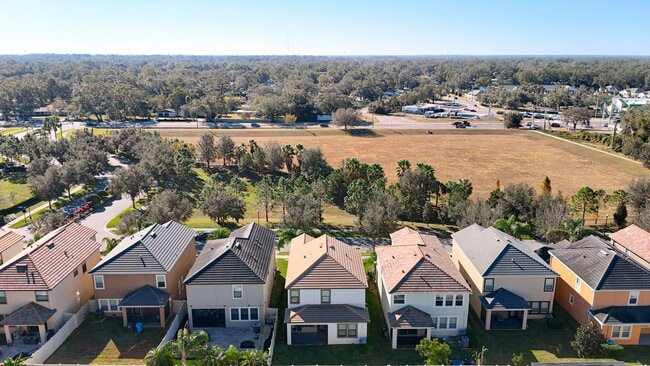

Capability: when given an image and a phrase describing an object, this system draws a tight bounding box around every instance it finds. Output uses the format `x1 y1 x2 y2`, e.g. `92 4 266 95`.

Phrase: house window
439 317 448 329
99 299 120 312
575 277 581 291
540 301 550 314
73 268 79 277
233 285 243 299
528 301 550 314
156 275 167 289
445 295 454 306
449 317 458 329
321 289 331 304
629 291 639 305
529 301 540 314
612 325 632 339
431 317 438 329
0 291 6 304
290 289 300 304
94 275 105 290
393 294 405 304
484 278 494 292
82 262 87 273
455 295 464 306
35 291 48 302
544 278 555 292
337 324 357 338
569 294 574 305
230 307 259 321
435 295 443 306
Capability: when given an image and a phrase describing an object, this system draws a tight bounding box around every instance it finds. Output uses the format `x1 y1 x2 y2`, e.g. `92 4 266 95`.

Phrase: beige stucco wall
187 283 265 328
287 288 365 309
0 241 25 265
286 322 368 346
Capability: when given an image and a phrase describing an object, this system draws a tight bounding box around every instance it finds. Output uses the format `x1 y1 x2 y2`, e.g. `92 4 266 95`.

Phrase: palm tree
239 350 269 366
396 159 411 177
493 215 531 239
144 344 174 366
167 329 209 366
195 345 225 366
277 228 298 251
102 237 121 255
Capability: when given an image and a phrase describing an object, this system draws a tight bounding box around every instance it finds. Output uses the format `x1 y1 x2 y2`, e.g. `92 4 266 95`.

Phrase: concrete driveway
78 195 131 249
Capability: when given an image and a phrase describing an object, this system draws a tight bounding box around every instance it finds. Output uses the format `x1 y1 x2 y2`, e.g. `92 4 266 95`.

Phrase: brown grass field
154 128 650 198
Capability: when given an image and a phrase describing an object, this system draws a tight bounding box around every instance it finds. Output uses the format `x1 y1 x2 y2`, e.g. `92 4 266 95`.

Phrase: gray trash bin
253 321 262 333
461 335 470 348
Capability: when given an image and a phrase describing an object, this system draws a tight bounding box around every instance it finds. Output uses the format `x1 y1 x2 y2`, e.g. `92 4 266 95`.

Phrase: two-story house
185 223 276 329
284 234 369 345
609 224 650 271
451 224 558 330
549 235 650 345
0 223 100 344
376 227 472 348
89 221 196 328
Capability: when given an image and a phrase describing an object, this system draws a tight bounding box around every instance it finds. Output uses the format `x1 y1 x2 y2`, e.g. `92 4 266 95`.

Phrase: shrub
571 321 606 358
97 190 109 198
207 227 231 239
600 342 624 357
86 194 102 206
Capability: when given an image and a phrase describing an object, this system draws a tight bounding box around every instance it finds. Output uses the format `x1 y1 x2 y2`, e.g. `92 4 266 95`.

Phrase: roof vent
64 250 69 258
582 254 587 259
47 243 55 249
235 242 241 249
151 232 157 239
599 250 609 257
16 264 28 273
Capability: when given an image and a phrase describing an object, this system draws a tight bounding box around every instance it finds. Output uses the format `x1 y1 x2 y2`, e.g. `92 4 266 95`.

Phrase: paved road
78 195 131 248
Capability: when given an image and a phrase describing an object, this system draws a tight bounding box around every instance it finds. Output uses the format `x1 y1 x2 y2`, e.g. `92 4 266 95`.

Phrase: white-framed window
94 275 105 290
448 316 458 329
544 278 555 292
321 289 331 304
528 301 550 314
569 294 574 305
99 299 120 312
393 294 405 304
431 317 438 329
337 323 358 338
439 316 448 329
435 295 444 306
484 278 494 292
445 294 454 306
230 307 259 321
233 284 243 299
612 325 632 339
455 294 464 306
575 277 581 291
156 275 167 289
0 291 6 304
35 291 49 302
290 289 300 304
629 291 639 305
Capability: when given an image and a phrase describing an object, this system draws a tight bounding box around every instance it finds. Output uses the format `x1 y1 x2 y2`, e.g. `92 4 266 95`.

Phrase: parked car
525 122 532 127
523 112 532 118
550 122 561 127
469 109 477 112
195 231 209 241
451 121 462 126
462 120 471 126
319 123 329 128
496 111 505 115
534 113 544 119
250 123 260 128
455 124 466 128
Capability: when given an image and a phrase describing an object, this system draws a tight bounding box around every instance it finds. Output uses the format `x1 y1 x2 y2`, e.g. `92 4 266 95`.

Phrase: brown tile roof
388 305 434 328
609 224 650 264
0 230 24 253
375 228 471 293
0 223 99 291
285 235 367 289
0 302 56 326
377 228 471 294
284 304 370 323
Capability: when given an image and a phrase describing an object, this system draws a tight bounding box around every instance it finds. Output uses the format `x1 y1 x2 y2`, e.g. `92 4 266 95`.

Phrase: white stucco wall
287 288 365 309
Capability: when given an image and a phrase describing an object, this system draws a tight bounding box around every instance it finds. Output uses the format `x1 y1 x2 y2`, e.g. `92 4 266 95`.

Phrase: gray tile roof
90 221 195 275
550 236 650 290
452 224 556 277
388 305 434 328
591 305 650 325
0 302 56 326
119 285 170 307
480 288 530 310
184 223 276 285
284 304 370 324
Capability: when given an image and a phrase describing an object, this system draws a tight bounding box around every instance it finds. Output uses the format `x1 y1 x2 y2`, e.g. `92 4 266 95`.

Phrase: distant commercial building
402 103 438 114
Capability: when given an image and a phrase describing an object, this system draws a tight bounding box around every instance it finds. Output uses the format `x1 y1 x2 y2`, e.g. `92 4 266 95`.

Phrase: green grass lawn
0 127 27 135
46 317 167 365
10 188 88 229
0 172 33 210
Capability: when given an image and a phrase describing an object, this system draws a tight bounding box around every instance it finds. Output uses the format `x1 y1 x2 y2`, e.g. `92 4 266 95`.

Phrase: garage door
396 328 427 348
291 325 328 345
192 309 226 327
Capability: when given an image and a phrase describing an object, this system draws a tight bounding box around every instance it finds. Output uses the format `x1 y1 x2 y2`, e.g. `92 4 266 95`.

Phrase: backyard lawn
46 317 166 364
0 172 32 211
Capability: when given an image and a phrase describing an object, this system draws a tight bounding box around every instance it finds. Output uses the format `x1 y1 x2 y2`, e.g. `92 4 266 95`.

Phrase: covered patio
284 304 370 345
480 288 530 330
0 302 56 345
387 305 433 349
118 285 171 328
591 305 650 345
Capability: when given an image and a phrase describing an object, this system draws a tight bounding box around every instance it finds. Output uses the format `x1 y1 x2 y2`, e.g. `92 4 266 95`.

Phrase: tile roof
119 285 170 307
591 305 650 325
387 305 434 328
90 221 194 275
0 302 56 326
549 236 650 291
0 230 24 253
184 223 276 285
284 304 370 324
480 288 530 310
285 235 367 289
0 223 99 291
452 224 556 277
377 228 471 294
609 224 650 265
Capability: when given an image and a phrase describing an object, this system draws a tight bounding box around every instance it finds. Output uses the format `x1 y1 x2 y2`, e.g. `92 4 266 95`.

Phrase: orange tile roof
0 230 24 253
285 234 367 289
0 223 99 291
609 224 650 264
377 228 471 294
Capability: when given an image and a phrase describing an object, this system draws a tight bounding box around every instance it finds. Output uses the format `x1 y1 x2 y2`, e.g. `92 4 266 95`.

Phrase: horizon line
1 53 650 58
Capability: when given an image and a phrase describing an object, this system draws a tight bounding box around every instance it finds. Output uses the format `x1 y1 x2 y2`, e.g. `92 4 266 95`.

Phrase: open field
0 172 33 211
153 128 650 197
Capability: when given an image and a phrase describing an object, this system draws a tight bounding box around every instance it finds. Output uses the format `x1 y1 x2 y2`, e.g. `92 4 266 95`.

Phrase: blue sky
1 0 649 56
